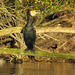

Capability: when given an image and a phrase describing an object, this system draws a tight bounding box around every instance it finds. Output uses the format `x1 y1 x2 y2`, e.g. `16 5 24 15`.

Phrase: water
0 62 75 75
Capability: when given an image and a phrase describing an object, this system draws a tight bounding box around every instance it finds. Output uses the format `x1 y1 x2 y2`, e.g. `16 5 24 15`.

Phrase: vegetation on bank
0 47 75 63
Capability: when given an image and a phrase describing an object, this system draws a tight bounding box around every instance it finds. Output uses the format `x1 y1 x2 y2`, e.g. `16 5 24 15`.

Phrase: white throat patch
30 11 37 16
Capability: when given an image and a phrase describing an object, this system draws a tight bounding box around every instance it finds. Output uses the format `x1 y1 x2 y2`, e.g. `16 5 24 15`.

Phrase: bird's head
27 9 40 17
30 10 40 16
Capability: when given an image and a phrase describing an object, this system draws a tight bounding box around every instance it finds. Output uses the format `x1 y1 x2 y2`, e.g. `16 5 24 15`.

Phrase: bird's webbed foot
30 49 35 54
24 48 29 53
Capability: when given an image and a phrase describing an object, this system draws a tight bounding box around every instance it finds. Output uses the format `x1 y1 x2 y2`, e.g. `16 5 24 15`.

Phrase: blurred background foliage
0 0 75 27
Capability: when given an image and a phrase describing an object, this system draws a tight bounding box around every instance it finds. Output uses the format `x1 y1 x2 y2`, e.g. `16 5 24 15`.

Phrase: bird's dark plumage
23 10 36 54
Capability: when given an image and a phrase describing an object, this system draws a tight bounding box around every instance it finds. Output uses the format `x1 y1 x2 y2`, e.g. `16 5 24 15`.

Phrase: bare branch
35 45 51 53
43 34 60 42
1 27 75 37
10 34 25 47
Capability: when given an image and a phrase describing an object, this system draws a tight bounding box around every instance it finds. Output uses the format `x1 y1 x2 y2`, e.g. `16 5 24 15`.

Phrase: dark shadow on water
0 62 75 75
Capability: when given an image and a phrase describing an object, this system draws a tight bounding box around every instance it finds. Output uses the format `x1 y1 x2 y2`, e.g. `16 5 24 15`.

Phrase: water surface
0 62 75 75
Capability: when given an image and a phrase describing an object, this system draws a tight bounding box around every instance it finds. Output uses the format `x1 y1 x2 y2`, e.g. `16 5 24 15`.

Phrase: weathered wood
0 27 22 36
0 27 75 37
36 27 75 34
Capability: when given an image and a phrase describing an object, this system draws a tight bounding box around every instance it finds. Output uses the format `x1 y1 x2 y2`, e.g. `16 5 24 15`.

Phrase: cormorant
23 9 39 59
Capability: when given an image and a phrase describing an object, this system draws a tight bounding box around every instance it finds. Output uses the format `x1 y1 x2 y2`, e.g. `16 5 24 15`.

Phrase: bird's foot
30 50 35 54
24 49 29 53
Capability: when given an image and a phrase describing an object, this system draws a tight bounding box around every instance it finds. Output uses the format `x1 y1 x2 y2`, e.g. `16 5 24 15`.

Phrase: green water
0 62 75 75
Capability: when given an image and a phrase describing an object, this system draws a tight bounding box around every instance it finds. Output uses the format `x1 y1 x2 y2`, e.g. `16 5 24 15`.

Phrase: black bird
23 9 39 58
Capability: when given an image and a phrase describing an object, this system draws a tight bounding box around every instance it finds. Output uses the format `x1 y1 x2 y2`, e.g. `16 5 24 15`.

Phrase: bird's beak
30 10 40 16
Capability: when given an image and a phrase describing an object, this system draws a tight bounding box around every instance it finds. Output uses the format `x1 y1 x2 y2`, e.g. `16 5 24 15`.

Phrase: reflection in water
0 62 75 75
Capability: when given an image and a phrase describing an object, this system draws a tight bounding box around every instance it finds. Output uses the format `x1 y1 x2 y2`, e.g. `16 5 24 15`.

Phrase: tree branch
1 27 75 37
0 27 22 36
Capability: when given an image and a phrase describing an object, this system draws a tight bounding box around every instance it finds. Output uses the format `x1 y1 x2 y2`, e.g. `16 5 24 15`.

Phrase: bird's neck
27 15 33 27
